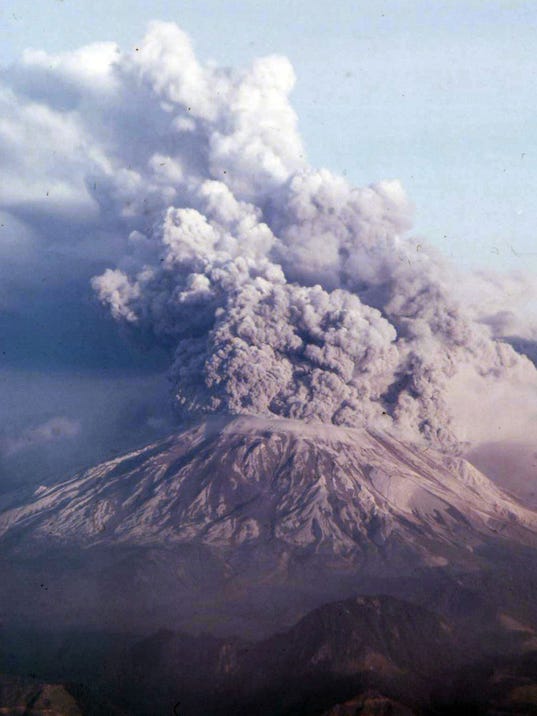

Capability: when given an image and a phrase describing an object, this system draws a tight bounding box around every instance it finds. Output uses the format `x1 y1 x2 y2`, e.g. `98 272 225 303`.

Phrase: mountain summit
1 415 537 635
2 415 535 553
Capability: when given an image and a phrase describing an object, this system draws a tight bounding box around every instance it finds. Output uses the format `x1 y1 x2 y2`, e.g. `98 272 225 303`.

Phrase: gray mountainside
1 415 537 636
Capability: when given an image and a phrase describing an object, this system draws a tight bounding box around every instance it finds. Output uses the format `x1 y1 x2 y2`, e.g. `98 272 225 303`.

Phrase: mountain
1 414 537 636
3 595 537 715
2 414 536 553
107 594 455 716
0 675 83 716
41 593 532 716
320 692 416 716
0 674 127 715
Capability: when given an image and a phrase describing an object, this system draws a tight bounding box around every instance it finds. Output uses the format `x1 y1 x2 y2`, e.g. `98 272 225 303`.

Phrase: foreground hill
113 594 454 715
4 594 537 715
0 675 82 716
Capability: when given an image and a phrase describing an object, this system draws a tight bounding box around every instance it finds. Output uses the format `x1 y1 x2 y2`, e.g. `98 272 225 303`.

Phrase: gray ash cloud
1 21 536 449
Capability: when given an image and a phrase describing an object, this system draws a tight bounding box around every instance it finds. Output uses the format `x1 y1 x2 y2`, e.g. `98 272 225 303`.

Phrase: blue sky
1 0 536 270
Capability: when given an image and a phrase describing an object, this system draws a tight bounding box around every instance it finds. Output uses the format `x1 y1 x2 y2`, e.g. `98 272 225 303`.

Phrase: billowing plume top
18 20 526 448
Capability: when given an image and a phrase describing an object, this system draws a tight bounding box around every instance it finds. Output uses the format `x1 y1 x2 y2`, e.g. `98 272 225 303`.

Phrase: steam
3 21 537 448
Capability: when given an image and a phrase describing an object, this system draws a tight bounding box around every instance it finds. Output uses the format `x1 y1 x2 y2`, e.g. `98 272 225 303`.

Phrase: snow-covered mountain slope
2 415 536 565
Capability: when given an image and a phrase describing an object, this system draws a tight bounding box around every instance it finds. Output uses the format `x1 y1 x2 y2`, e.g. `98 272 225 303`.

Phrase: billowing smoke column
84 22 537 447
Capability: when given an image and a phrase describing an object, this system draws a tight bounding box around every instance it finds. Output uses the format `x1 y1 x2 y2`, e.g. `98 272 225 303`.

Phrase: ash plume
89 22 537 448
2 21 536 449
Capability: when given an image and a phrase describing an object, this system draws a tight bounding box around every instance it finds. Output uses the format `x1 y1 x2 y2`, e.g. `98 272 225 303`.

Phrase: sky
1 0 537 490
2 0 537 271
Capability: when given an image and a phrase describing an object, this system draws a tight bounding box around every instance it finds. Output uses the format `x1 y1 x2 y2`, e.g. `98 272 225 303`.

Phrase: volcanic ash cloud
8 20 527 448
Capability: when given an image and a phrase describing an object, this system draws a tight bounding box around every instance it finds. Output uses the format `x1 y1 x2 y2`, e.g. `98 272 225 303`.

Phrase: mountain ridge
2 414 537 637
2 414 536 556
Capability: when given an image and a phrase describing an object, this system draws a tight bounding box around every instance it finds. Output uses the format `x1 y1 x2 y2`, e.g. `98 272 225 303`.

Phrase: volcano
1 415 537 637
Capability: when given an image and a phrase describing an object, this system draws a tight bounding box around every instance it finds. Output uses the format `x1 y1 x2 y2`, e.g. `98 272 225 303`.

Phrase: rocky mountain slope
5 592 537 715
123 594 455 715
2 415 537 635
0 675 81 716
2 415 536 555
